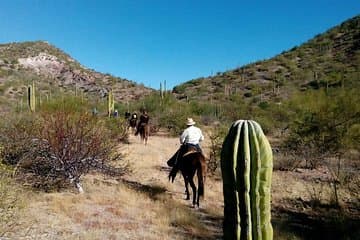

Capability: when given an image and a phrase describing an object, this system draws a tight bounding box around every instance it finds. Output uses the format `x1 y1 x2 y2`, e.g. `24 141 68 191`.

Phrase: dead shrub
0 111 127 192
207 125 227 175
0 164 22 237
306 181 325 208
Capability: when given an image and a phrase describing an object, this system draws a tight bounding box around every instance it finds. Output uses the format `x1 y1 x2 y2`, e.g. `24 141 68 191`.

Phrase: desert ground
3 130 359 240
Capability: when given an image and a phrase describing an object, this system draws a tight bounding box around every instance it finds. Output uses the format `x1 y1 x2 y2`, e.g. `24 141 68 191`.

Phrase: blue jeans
182 143 202 153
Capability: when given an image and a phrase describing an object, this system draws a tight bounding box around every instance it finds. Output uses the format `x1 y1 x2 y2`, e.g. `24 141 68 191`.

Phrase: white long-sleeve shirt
180 125 204 145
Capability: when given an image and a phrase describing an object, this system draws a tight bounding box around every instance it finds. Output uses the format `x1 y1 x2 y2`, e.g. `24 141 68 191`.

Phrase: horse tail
197 156 206 197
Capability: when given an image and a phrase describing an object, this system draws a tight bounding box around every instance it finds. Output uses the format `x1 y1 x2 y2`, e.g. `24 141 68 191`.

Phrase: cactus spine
221 120 273 240
28 81 36 112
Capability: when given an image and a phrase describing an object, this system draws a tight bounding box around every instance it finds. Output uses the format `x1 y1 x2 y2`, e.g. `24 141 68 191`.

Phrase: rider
180 118 204 152
169 118 204 181
135 109 150 136
128 112 138 130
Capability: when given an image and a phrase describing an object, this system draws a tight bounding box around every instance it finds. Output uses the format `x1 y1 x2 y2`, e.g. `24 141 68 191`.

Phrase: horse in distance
135 110 150 145
137 122 150 145
128 112 138 132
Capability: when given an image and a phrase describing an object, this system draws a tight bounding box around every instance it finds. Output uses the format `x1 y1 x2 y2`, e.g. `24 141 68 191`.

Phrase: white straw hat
186 118 196 126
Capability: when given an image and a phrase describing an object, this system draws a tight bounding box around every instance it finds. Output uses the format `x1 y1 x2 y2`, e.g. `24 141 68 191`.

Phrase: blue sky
0 1 359 89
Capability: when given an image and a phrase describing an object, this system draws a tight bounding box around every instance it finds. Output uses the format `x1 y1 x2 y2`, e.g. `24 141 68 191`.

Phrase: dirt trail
122 132 223 238
122 132 180 189
5 130 355 239
5 131 223 240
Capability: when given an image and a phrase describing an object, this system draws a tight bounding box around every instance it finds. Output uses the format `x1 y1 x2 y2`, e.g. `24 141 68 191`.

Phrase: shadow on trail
170 206 223 240
121 179 167 200
121 179 224 239
272 198 360 240
157 165 171 173
198 209 223 240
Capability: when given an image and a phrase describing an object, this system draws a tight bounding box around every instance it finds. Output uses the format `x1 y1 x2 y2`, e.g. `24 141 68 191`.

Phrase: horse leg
183 176 190 200
188 178 197 206
143 133 147 145
144 126 149 145
143 134 146 145
196 162 205 207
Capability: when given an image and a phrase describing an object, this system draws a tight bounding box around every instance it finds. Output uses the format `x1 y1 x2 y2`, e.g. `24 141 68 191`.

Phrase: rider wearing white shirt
168 118 204 182
180 119 204 149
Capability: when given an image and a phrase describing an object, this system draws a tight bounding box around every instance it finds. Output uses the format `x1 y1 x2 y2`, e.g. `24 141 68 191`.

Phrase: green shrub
285 89 360 160
104 117 129 143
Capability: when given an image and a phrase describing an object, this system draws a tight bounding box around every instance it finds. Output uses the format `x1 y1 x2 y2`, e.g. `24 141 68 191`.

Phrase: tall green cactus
221 120 273 240
28 81 36 112
107 89 115 117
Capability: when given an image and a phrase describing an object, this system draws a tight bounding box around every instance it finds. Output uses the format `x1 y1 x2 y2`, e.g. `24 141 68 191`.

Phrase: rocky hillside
0 41 154 110
173 15 360 103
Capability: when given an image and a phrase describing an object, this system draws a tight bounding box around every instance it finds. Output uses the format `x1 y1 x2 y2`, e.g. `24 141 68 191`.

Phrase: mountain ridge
0 15 359 112
173 15 360 103
0 41 154 111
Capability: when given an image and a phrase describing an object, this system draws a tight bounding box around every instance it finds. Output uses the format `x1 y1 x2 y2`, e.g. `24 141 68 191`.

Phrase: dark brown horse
167 146 206 207
137 122 150 145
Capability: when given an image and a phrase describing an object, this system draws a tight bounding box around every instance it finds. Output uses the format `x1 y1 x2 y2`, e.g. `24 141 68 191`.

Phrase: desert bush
306 181 325 208
284 89 360 167
39 94 92 113
27 112 123 191
283 89 360 207
207 125 228 175
0 97 128 192
0 113 38 165
104 117 129 143
0 163 22 237
273 151 303 171
159 109 191 136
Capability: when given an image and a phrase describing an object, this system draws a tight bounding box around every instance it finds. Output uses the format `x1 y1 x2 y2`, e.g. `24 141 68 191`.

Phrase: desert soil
4 131 224 240
3 130 358 240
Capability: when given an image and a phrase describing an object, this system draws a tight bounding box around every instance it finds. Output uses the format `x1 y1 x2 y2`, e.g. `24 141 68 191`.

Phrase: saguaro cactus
107 89 115 117
221 120 273 240
28 81 36 112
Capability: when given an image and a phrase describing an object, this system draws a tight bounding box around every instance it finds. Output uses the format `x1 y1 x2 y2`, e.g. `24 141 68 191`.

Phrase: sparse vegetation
0 15 358 240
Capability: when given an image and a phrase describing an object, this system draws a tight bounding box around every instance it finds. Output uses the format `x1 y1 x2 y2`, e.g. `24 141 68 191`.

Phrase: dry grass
0 166 25 237
2 133 358 240
7 174 215 240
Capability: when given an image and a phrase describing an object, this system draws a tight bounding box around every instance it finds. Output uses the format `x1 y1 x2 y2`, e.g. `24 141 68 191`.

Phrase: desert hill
173 15 360 103
0 41 154 111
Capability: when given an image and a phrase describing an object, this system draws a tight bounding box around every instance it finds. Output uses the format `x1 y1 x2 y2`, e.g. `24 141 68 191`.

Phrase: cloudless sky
0 0 359 89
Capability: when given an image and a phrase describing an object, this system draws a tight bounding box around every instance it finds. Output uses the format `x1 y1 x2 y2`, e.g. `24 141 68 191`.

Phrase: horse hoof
192 204 200 210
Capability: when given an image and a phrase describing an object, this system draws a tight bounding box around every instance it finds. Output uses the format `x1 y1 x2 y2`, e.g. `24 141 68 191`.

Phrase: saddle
139 122 147 127
182 149 198 157
168 145 204 183
182 145 201 157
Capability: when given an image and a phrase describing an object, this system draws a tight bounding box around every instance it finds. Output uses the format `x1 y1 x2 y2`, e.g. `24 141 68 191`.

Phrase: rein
174 149 181 166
